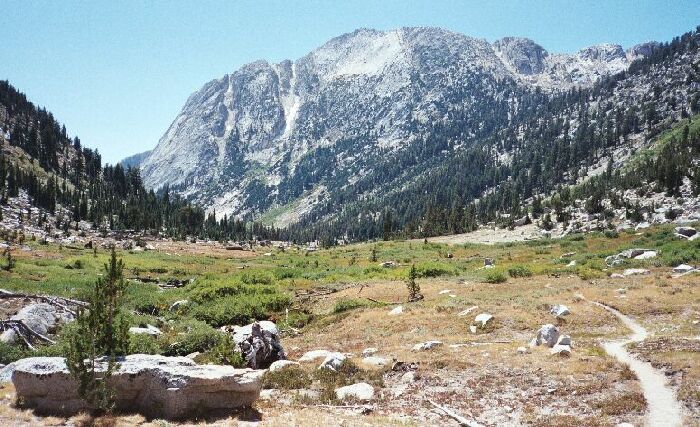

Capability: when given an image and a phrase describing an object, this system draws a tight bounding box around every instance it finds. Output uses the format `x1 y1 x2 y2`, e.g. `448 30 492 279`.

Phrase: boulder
412 341 443 351
675 226 697 238
128 324 162 336
532 324 560 348
0 303 74 345
231 321 286 369
318 352 346 371
11 355 263 419
550 305 571 317
298 349 332 362
335 382 375 401
268 360 300 372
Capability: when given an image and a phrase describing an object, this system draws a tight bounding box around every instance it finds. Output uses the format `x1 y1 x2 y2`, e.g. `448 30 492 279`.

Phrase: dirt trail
591 300 683 427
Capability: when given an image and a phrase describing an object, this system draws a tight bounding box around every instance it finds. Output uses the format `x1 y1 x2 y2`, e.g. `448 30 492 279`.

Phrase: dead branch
366 297 403 305
428 400 482 427
0 319 56 348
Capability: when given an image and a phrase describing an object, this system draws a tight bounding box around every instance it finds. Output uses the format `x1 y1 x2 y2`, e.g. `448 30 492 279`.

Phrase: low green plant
484 270 507 284
262 366 312 389
507 265 533 278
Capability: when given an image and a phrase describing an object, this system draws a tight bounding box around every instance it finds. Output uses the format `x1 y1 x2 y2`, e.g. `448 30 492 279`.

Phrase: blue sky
2 1 699 164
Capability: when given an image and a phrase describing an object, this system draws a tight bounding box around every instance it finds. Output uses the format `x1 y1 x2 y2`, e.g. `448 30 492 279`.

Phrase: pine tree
406 264 422 302
66 247 129 413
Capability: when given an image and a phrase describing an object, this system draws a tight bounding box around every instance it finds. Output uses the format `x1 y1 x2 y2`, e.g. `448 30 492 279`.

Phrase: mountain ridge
140 26 699 241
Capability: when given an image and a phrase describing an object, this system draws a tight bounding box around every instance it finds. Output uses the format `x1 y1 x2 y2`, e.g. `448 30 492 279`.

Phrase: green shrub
241 271 274 285
0 341 28 364
129 334 162 355
262 366 312 389
199 334 246 367
190 293 291 327
507 265 533 278
164 319 223 356
484 270 507 283
415 262 453 278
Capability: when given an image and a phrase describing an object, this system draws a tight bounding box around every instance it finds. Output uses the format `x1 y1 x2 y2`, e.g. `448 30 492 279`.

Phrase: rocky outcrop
11 355 263 419
230 321 286 369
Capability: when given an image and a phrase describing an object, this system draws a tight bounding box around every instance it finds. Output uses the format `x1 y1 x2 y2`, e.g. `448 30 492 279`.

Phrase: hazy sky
2 1 699 164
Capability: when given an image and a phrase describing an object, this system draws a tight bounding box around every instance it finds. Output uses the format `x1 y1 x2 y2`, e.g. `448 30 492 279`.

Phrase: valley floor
0 225 698 426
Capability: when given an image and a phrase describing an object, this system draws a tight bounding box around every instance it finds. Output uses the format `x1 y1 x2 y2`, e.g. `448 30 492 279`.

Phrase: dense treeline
0 81 279 241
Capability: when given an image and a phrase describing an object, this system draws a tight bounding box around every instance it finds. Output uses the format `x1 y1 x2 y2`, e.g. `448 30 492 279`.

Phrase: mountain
119 150 152 169
141 26 700 241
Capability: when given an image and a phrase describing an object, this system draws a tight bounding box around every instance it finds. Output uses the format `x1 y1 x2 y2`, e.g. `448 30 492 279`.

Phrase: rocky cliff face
140 27 649 223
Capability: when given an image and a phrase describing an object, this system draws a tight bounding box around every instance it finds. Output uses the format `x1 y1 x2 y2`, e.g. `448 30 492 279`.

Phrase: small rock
457 306 478 316
517 346 529 354
610 273 625 279
484 258 494 267
550 304 571 317
362 347 378 357
469 325 477 334
556 335 572 346
318 352 346 371
128 324 162 336
400 371 418 383
438 289 452 295
168 300 188 312
412 341 443 351
672 264 695 274
299 350 332 362
268 360 300 372
388 306 403 316
474 313 494 328
616 288 628 294
623 268 650 276
567 260 577 267
362 356 389 366
633 250 657 260
551 344 571 356
335 382 375 401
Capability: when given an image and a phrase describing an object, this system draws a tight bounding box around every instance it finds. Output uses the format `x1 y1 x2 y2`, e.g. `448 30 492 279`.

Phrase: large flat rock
12 354 263 419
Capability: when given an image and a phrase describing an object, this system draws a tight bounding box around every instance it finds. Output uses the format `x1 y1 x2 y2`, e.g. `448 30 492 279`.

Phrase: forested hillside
0 81 279 241
283 27 700 243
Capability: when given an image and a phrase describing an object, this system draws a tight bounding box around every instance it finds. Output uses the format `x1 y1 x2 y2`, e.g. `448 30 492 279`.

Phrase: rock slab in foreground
12 355 263 420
